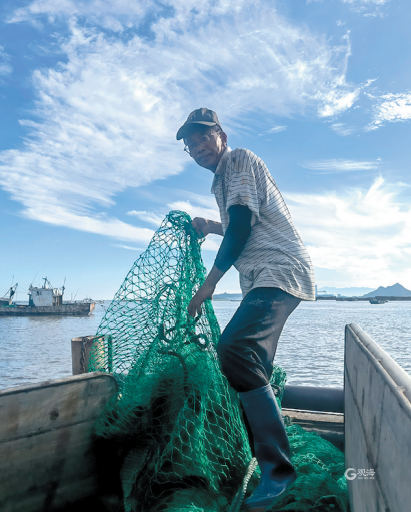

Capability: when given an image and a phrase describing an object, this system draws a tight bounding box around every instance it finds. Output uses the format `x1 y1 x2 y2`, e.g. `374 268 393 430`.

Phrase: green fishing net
89 210 349 512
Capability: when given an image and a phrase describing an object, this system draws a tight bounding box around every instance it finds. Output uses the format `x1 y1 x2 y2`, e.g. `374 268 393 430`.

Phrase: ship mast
42 277 53 289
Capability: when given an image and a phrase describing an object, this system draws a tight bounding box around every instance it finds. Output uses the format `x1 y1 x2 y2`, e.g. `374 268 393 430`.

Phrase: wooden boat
0 323 410 511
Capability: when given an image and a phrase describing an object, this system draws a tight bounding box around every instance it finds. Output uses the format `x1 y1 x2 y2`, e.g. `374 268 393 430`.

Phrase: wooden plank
345 323 411 512
0 423 98 512
282 409 344 426
282 408 344 452
0 372 116 440
0 372 117 512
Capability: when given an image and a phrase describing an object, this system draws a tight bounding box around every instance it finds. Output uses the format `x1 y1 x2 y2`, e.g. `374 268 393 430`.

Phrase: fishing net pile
89 211 349 512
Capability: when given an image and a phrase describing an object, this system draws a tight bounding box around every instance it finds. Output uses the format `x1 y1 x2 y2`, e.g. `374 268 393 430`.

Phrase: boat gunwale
347 323 411 415
0 371 117 397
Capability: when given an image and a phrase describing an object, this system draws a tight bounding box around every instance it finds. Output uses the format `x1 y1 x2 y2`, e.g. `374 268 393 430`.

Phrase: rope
228 457 259 512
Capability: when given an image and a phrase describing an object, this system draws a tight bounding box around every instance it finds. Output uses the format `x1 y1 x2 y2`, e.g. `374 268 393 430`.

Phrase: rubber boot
239 384 297 511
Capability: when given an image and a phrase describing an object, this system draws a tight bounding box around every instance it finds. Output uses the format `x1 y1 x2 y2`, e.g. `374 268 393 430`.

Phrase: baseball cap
176 108 221 140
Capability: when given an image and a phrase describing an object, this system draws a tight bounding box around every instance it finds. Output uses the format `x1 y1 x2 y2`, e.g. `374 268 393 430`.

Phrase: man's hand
188 282 216 317
192 217 211 238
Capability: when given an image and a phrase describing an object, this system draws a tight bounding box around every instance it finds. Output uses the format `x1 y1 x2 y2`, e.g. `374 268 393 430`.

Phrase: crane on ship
0 283 18 305
5 283 18 299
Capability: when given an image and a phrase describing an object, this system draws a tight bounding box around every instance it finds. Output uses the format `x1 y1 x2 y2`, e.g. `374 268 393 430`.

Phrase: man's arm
214 205 252 273
192 217 223 237
188 205 252 316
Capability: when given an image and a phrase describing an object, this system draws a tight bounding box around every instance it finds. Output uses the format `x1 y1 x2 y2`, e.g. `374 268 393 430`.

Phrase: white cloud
284 177 411 289
1 3 360 243
182 192 220 210
317 88 359 117
266 125 287 134
0 46 12 77
330 123 355 136
7 2 360 119
113 244 145 251
341 0 388 4
127 196 220 229
8 0 254 31
310 0 390 17
7 0 149 31
23 202 154 242
363 78 378 87
201 235 222 252
127 197 222 251
0 21 187 242
300 159 379 173
127 210 165 227
367 91 411 129
167 200 219 223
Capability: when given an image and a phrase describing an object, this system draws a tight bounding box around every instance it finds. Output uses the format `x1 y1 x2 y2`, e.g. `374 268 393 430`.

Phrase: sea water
1 300 410 390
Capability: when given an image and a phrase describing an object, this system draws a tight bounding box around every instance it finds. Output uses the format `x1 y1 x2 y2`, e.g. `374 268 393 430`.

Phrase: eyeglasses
184 131 221 156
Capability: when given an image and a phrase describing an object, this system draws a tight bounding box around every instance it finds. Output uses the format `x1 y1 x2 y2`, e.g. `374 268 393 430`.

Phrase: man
176 108 315 511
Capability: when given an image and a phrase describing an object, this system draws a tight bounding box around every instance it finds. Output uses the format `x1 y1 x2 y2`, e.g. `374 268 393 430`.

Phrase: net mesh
89 210 349 512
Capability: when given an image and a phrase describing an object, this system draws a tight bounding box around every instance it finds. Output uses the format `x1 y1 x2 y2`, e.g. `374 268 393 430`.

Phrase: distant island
317 286 374 297
362 283 411 298
213 292 243 301
317 283 411 299
213 283 411 301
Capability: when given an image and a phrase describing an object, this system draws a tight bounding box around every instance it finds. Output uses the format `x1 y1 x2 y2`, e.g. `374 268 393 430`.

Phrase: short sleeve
225 149 260 224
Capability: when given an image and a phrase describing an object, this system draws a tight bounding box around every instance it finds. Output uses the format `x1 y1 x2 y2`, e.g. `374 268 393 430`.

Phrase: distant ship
369 299 388 304
0 277 95 316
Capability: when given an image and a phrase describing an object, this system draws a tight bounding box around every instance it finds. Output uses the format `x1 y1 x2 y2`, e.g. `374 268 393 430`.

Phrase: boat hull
0 303 95 316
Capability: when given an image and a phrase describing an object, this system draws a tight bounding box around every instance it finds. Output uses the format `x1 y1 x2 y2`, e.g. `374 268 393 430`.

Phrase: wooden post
71 336 106 375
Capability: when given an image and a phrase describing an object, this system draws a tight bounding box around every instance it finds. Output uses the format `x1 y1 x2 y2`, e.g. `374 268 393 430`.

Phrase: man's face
184 126 227 172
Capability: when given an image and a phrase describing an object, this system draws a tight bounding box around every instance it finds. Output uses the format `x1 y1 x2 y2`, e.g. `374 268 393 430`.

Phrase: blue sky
1 0 411 300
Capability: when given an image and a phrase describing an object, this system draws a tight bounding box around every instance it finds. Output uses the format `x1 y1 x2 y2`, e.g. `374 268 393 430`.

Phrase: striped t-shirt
211 147 315 301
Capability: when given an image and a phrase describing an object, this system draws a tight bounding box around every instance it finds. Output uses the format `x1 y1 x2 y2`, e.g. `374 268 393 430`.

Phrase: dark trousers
216 287 300 393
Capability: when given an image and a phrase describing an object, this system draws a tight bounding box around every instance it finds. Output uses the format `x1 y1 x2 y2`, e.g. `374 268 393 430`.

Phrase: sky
1 0 411 300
